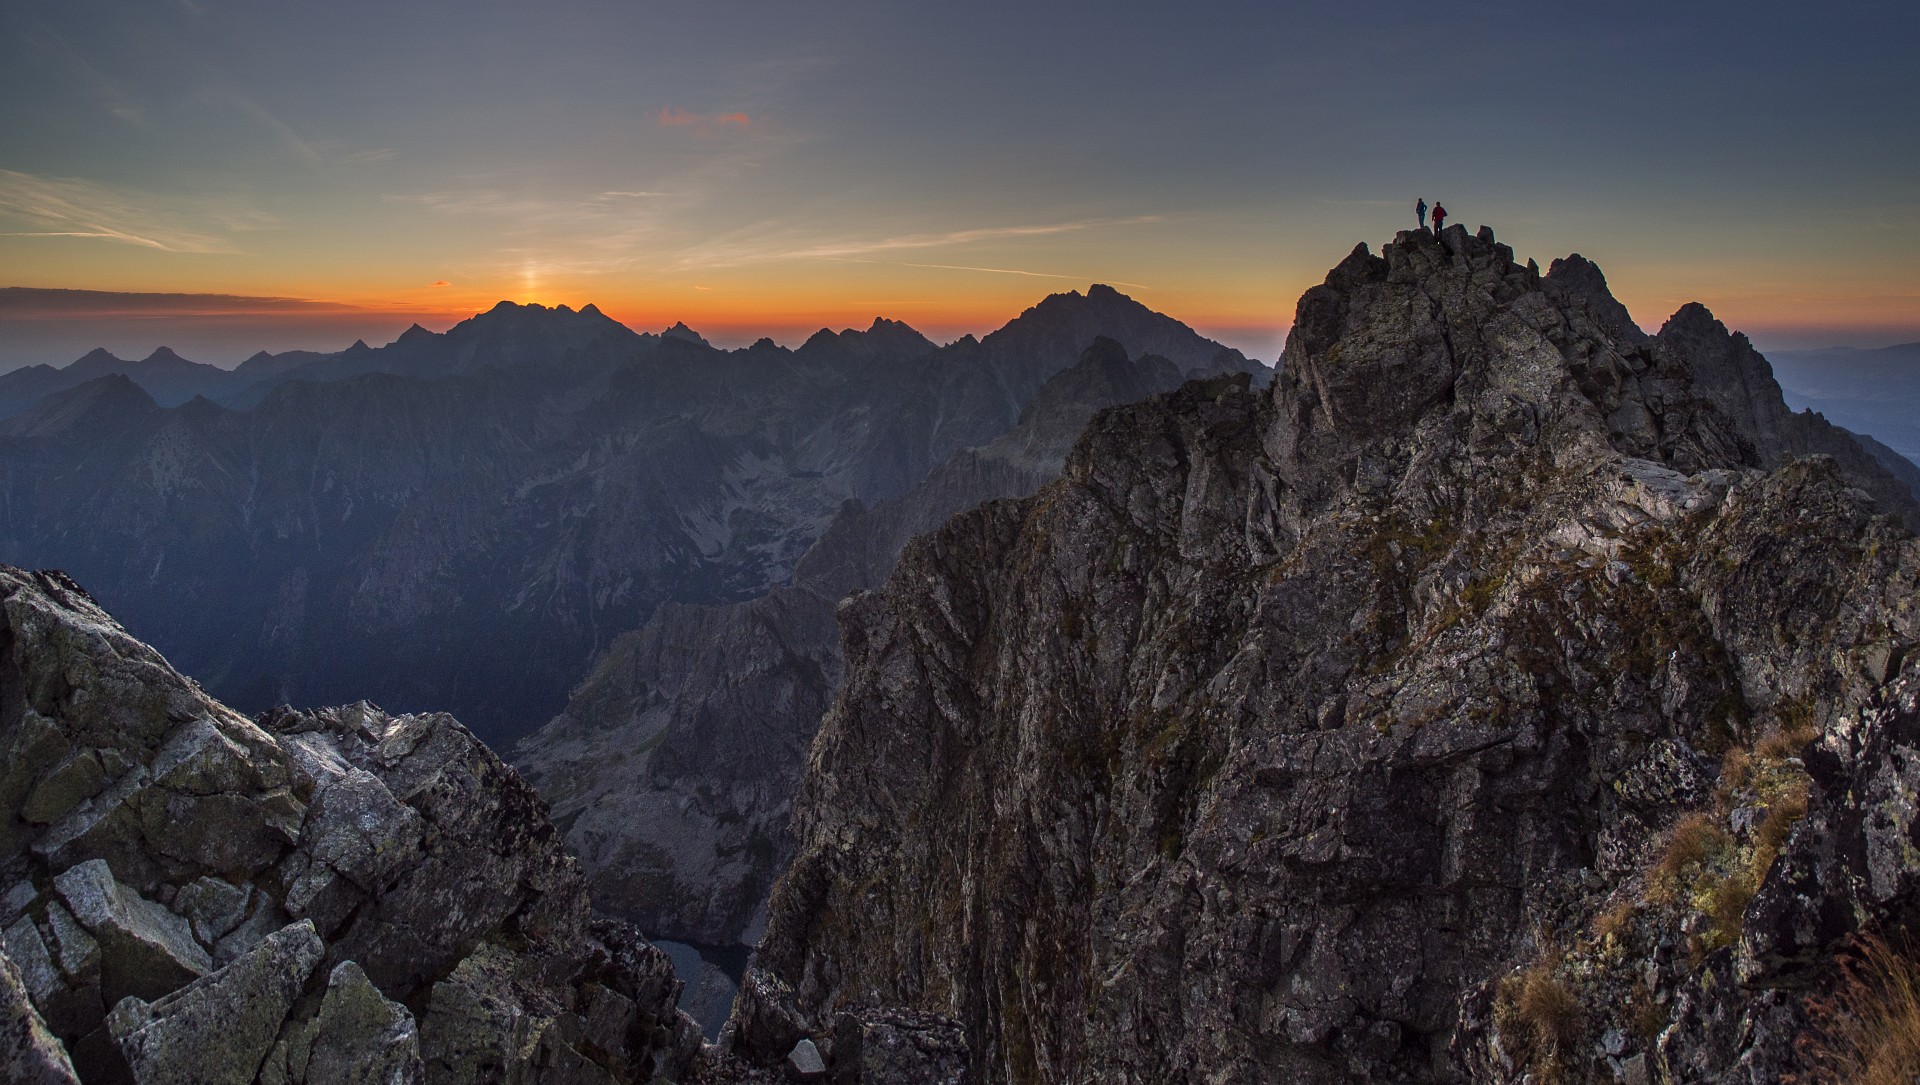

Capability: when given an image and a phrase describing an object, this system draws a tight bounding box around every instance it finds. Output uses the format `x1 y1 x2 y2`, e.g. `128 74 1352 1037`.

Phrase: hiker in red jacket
1431 202 1448 233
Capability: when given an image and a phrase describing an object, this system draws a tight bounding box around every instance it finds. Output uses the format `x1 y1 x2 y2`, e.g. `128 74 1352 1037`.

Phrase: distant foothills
0 284 1265 743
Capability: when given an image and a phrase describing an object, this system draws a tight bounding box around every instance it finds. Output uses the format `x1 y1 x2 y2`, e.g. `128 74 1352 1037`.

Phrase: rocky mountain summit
724 225 1920 1083
0 566 703 1083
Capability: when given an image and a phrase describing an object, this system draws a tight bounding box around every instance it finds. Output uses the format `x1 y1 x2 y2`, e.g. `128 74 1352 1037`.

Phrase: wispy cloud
674 215 1165 269
333 147 400 166
393 186 682 233
0 169 273 254
0 287 387 318
889 261 1152 291
199 88 326 168
658 107 753 130
17 19 149 127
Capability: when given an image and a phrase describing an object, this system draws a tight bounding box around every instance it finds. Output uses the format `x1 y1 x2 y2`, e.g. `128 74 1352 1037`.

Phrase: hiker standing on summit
1431 202 1448 233
1416 198 1427 229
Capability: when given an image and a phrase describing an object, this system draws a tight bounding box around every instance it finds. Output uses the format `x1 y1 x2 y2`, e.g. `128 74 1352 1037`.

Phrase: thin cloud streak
675 215 1166 269
658 107 753 129
198 88 327 169
0 287 413 318
16 18 150 128
3 231 176 250
891 261 1152 291
0 170 271 254
333 147 400 166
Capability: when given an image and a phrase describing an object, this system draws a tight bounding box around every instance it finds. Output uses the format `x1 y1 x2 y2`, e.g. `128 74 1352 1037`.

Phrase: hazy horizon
2 277 1913 375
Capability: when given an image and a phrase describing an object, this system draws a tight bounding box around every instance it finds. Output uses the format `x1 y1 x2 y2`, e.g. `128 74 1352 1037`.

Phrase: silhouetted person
1416 198 1427 229
1431 202 1447 233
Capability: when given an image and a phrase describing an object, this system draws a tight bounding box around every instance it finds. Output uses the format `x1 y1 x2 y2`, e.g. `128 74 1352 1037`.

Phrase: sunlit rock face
726 227 1920 1084
0 566 703 1083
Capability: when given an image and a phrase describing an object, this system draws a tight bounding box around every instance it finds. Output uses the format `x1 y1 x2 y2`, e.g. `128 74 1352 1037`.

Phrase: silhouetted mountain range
0 289 1262 743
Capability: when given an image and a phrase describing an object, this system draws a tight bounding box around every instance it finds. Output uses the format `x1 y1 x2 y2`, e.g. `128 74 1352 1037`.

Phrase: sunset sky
3 0 1916 367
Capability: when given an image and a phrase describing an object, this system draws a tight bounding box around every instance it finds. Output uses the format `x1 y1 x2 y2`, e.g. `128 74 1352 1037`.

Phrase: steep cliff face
732 226 1920 1083
0 566 702 1083
514 339 1209 953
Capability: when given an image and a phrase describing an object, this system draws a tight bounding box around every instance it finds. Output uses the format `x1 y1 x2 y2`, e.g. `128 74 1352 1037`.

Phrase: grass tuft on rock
1802 935 1920 1085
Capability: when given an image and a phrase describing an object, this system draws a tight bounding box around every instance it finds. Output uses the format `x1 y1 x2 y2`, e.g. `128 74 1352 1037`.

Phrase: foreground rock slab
0 566 703 1083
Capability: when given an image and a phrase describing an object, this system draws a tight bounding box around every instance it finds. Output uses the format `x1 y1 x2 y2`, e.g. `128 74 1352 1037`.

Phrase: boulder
304 961 424 1085
0 948 81 1084
106 919 324 1085
54 859 210 1004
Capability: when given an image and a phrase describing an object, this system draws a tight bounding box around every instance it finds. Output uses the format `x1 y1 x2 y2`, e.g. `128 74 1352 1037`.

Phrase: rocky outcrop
514 338 1216 953
0 566 701 1082
729 225 1920 1083
1648 299 1920 529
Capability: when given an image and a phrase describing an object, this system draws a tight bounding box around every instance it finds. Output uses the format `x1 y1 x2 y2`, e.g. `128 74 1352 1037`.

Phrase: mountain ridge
719 225 1920 1084
0 286 1261 743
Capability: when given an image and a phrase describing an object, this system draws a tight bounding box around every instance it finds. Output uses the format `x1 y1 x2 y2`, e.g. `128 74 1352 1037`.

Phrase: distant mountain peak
68 347 124 370
1665 300 1721 331
580 303 604 317
794 319 934 363
4 372 160 437
141 346 188 365
346 339 372 352
660 321 710 346
396 323 436 344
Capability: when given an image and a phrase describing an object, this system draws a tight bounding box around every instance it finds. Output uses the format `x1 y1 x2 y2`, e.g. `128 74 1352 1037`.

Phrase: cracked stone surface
0 566 703 1083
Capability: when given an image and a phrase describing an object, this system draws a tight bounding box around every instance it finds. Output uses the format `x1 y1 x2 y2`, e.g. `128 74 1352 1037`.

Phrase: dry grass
1753 776 1812 879
1801 935 1920 1085
1626 977 1667 1045
1755 718 1819 762
1593 897 1638 944
1701 869 1758 950
1494 940 1584 1085
1719 744 1755 792
1516 961 1581 1055
1649 812 1731 902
